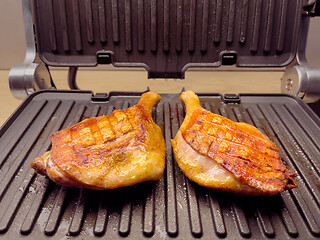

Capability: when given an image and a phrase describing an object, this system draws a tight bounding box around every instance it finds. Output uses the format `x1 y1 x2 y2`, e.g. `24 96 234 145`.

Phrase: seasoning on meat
30 92 166 190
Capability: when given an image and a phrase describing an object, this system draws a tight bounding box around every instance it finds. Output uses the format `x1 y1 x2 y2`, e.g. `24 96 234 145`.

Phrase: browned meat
31 92 166 190
171 91 297 195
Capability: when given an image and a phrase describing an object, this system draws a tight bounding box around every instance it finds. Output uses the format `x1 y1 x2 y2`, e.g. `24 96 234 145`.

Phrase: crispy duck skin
172 91 297 195
30 92 166 190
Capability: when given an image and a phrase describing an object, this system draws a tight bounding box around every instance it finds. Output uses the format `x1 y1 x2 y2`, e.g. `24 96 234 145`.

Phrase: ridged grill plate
0 90 320 239
33 0 302 78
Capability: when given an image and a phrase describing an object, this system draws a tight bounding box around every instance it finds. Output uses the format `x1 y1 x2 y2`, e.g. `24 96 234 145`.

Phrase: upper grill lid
33 0 303 78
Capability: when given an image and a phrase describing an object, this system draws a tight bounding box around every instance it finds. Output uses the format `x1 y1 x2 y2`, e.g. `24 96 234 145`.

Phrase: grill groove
58 0 69 52
98 0 107 43
264 0 275 52
251 0 262 52
137 0 144 52
47 0 57 51
239 0 249 44
111 0 119 43
164 102 178 236
163 0 170 51
85 0 94 43
232 200 251 237
72 0 82 51
279 194 299 237
119 201 132 236
201 0 209 51
208 192 226 237
188 0 196 52
213 0 223 43
124 0 132 52
93 192 108 236
255 199 275 237
68 189 87 235
276 0 288 52
44 186 68 235
20 176 50 234
176 0 183 52
142 187 155 236
227 0 236 43
150 0 157 51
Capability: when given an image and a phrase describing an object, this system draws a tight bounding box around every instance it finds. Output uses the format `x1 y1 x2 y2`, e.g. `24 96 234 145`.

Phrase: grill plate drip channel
0 90 319 239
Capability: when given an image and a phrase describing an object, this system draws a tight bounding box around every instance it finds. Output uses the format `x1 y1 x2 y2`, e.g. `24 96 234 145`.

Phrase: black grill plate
0 90 320 239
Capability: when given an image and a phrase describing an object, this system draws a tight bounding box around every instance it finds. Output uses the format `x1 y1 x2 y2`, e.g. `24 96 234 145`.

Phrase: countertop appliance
2 0 320 239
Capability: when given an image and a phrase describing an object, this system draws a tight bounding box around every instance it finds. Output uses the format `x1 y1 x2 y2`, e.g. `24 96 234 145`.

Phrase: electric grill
2 0 320 239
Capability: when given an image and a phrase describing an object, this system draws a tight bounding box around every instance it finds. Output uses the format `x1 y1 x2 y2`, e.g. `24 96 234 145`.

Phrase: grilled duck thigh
31 92 166 190
171 91 297 195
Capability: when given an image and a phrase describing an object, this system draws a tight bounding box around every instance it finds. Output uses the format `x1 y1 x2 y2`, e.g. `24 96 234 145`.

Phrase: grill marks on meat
172 91 297 195
31 92 166 190
52 105 148 167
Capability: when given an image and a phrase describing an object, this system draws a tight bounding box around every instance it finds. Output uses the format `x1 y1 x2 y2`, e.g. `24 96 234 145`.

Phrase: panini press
2 0 320 239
